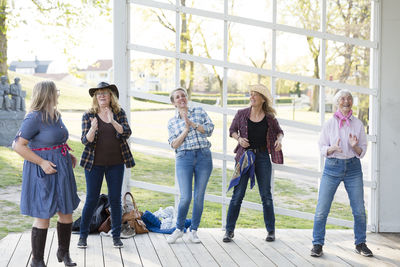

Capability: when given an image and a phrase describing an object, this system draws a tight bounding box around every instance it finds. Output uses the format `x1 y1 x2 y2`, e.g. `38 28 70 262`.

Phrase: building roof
85 59 113 71
33 73 69 81
9 59 52 73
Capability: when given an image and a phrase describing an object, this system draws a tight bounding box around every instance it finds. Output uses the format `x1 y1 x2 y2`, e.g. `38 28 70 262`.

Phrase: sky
7 1 113 73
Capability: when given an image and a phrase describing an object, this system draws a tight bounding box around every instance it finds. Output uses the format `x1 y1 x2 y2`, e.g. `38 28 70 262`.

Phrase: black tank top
247 116 268 149
93 115 123 166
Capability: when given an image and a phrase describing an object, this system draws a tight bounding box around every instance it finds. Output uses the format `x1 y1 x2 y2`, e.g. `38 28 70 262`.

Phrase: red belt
31 143 72 156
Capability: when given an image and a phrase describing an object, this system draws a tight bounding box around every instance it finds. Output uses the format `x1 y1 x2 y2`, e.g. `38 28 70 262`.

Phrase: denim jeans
175 148 213 231
226 151 275 232
80 164 124 239
312 157 366 246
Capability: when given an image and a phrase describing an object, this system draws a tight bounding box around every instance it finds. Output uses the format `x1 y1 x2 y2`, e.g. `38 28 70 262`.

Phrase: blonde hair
169 87 188 103
260 94 277 117
89 89 121 114
29 81 60 123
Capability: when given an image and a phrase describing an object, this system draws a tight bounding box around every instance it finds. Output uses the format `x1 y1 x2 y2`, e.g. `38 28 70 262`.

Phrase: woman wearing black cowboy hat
77 82 135 249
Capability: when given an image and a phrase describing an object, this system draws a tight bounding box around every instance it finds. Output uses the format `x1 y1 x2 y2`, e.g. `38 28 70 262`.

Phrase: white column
378 0 400 232
114 0 131 194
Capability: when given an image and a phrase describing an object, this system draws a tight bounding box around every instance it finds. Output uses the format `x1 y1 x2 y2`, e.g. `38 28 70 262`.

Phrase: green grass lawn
0 139 352 240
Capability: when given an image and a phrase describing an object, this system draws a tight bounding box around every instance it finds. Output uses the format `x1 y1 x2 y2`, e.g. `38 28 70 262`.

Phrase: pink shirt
319 115 367 159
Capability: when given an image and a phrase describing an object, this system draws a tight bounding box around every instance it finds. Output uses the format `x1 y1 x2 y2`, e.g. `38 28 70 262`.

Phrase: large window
122 0 379 230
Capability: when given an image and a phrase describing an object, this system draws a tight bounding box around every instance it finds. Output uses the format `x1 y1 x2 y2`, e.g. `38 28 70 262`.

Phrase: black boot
31 227 47 267
56 222 77 266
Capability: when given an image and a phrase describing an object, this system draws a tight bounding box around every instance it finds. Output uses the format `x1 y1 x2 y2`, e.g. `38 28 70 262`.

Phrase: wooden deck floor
1 229 399 266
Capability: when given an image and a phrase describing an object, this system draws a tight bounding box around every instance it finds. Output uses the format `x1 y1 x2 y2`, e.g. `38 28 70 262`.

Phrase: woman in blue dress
13 81 80 267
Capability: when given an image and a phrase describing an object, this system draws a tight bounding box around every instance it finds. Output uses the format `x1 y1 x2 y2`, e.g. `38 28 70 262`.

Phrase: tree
0 0 111 76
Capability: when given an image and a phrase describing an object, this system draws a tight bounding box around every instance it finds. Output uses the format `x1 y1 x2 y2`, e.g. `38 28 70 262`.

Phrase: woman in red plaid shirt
223 84 284 243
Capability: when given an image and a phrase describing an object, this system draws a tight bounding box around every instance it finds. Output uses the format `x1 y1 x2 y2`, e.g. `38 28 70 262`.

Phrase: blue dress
16 111 80 219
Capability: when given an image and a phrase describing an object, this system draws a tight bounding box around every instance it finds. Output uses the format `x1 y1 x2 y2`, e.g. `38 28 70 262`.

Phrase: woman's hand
349 133 359 148
40 160 57 174
105 107 114 123
238 137 250 148
70 154 77 168
327 138 342 155
181 110 191 130
90 117 98 131
274 134 283 151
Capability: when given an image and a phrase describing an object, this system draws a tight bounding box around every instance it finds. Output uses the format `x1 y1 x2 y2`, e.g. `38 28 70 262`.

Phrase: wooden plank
368 233 400 250
134 233 162 266
0 233 21 267
168 232 200 267
206 229 258 267
283 229 342 267
240 229 295 266
288 229 352 266
68 233 85 267
102 235 124 267
86 234 104 267
325 230 395 266
46 229 61 267
196 230 238 267
248 229 312 266
42 229 55 266
8 231 34 267
380 233 400 244
120 237 142 267
148 233 181 267
182 232 219 267
232 231 275 266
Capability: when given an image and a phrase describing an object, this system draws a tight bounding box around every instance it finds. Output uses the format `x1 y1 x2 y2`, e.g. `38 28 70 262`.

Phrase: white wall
378 0 400 232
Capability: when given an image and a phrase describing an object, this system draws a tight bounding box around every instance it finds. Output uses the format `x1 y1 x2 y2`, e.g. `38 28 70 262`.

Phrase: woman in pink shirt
311 90 373 258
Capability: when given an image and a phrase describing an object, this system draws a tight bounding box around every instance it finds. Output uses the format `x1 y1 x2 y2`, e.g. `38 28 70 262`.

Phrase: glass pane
228 0 272 22
327 0 371 40
326 40 370 88
277 0 321 31
275 79 328 124
228 70 271 95
179 14 223 60
276 32 320 78
130 51 176 94
184 0 224 13
178 60 223 101
131 5 176 51
229 24 272 69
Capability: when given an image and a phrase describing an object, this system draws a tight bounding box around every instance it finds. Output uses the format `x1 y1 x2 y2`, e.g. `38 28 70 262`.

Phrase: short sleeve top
16 111 68 148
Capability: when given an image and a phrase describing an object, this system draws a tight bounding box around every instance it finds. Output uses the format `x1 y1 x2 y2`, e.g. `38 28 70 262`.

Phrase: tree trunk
0 3 7 77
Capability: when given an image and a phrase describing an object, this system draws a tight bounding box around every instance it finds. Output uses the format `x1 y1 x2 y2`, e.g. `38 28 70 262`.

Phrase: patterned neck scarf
334 109 353 128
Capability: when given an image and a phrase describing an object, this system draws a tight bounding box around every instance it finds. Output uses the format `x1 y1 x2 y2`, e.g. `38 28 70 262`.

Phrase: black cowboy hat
89 82 119 99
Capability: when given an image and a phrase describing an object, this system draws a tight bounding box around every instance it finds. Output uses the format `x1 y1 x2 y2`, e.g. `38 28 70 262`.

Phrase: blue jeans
80 164 124 239
226 151 275 232
175 148 213 231
312 157 366 246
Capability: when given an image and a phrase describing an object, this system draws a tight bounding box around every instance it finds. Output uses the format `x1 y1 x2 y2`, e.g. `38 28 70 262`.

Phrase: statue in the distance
10 77 26 111
0 75 11 111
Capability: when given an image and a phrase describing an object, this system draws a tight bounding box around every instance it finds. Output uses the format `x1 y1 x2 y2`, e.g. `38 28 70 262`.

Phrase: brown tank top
93 115 124 166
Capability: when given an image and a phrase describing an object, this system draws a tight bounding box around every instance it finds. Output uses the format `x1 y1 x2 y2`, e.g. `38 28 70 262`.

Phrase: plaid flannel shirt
80 108 135 171
168 106 214 152
230 107 284 164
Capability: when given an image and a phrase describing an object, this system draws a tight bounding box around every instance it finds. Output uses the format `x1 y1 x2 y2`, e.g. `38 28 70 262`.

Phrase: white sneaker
167 229 183 244
189 230 201 243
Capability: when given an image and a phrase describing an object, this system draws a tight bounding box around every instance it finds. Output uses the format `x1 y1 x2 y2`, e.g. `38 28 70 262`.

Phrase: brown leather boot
56 222 77 266
31 227 47 267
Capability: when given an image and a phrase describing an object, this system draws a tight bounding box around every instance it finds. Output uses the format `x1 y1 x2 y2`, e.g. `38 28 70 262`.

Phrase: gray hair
169 87 188 103
333 89 353 107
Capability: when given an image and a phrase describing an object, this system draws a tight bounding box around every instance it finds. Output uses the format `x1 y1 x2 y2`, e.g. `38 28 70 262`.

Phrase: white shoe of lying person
167 229 183 244
189 230 201 243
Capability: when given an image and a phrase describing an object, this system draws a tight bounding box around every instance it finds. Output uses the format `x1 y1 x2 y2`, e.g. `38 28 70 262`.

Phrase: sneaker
189 230 201 243
266 231 275 242
222 231 234 243
310 244 323 257
355 243 373 257
167 229 183 244
77 237 87 249
113 237 124 248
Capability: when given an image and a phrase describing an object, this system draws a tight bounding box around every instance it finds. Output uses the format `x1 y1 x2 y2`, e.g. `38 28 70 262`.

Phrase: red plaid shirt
229 107 284 164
